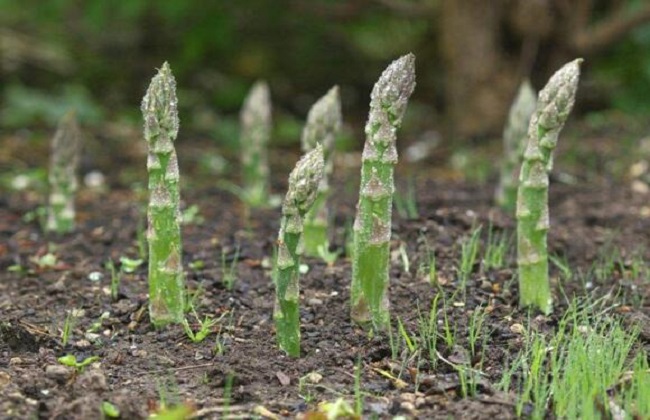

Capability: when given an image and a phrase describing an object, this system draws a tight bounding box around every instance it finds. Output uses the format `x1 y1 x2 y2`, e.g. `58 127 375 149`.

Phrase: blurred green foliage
0 0 432 126
2 84 102 127
0 0 649 130
594 25 650 114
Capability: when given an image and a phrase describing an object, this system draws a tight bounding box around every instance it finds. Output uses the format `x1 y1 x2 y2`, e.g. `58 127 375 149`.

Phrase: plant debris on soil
1 123 649 419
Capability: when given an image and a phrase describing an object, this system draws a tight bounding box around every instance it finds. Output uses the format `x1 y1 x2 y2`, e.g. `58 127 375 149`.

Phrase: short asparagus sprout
240 81 272 207
141 62 185 327
46 111 81 234
301 86 342 257
495 80 537 211
274 145 325 357
351 54 416 330
517 59 582 314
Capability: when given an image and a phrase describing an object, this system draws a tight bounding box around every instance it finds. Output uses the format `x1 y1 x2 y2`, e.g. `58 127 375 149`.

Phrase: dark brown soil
1 126 649 419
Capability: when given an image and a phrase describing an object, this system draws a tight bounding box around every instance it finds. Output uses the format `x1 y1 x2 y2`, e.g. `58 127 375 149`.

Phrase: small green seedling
101 401 120 418
517 59 581 314
182 311 226 344
181 204 204 225
221 245 240 291
105 260 121 301
119 256 143 273
394 177 419 220
46 110 82 234
149 404 194 420
457 225 481 300
274 146 325 357
32 252 58 269
397 317 416 354
317 244 340 266
58 354 99 372
351 53 416 330
61 308 82 346
317 398 358 420
142 62 186 327
483 224 509 271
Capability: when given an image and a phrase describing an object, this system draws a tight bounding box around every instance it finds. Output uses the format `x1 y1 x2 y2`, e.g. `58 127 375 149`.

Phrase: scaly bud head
301 86 341 154
368 53 416 130
285 144 325 215
141 62 179 147
535 59 582 135
241 81 271 138
51 110 81 169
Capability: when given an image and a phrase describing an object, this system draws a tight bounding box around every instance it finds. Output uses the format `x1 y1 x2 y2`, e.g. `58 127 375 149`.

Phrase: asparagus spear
240 81 272 207
141 62 185 327
301 86 342 257
496 80 536 211
274 144 324 356
517 59 582 314
46 111 81 234
351 54 416 330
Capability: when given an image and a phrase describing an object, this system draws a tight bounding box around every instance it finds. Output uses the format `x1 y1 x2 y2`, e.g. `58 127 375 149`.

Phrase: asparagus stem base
518 259 552 315
351 242 390 329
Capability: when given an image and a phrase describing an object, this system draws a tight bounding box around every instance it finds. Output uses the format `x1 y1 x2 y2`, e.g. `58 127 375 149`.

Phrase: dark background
2 0 650 144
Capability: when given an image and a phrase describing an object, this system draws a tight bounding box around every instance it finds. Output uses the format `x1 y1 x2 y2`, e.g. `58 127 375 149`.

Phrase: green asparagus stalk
46 110 81 234
240 81 272 207
301 86 342 257
351 54 416 330
517 59 582 314
495 80 536 211
274 144 324 357
141 62 185 327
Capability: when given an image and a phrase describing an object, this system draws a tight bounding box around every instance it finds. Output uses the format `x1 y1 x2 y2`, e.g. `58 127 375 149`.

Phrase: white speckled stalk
517 59 582 314
351 54 416 330
240 81 272 207
496 80 536 211
274 145 324 356
46 111 81 234
301 86 342 256
141 62 185 327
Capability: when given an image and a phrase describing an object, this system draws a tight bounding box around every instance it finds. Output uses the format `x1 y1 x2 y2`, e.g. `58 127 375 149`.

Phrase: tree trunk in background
440 0 520 141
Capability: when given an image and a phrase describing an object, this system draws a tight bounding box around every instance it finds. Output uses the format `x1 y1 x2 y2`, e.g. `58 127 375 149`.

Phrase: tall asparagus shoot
141 62 185 327
240 81 272 207
495 80 536 211
301 86 342 256
517 59 581 314
351 54 416 330
46 111 81 234
274 145 324 356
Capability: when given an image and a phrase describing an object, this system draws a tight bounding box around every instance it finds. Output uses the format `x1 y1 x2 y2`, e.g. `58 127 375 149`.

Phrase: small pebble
45 365 71 383
75 369 108 392
305 371 322 384
87 271 104 282
510 323 525 334
8 358 23 366
401 393 416 403
0 371 11 389
400 401 416 413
